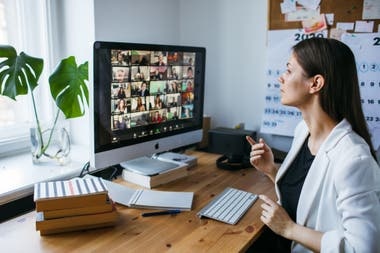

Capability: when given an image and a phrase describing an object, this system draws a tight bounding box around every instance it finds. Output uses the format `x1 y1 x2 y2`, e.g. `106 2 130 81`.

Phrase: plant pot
30 123 71 165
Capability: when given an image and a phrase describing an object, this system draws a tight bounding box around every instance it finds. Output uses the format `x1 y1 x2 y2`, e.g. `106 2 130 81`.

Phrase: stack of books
34 177 119 235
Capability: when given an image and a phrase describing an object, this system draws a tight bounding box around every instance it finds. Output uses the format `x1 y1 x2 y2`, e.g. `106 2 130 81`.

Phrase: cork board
268 0 380 31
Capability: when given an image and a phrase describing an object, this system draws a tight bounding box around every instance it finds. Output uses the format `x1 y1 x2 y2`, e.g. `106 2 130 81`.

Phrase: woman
247 38 380 252
116 85 126 99
135 97 146 112
115 99 126 114
139 81 150 96
154 94 163 109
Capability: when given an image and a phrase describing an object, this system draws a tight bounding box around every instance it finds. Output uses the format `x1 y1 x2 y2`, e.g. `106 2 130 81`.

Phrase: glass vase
30 124 71 165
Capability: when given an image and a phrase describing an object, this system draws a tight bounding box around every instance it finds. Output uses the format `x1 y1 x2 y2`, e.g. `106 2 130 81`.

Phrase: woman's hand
259 195 323 252
259 194 295 239
246 136 277 182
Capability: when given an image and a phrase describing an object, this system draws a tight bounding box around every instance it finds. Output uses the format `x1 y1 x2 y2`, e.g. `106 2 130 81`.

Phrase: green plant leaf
0 45 43 100
49 56 89 119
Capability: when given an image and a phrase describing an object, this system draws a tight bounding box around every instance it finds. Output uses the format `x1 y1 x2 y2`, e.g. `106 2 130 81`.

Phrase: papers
297 0 321 10
354 21 374 33
280 0 296 14
363 0 380 19
302 14 327 34
285 6 320 22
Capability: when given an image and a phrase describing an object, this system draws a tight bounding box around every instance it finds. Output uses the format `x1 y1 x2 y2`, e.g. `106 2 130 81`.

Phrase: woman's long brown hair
292 38 377 161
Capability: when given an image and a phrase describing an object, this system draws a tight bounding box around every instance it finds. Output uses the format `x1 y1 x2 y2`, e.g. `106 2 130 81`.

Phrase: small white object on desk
153 152 198 168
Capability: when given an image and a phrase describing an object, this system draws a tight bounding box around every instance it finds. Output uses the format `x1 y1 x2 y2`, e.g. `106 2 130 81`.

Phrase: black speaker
208 128 256 170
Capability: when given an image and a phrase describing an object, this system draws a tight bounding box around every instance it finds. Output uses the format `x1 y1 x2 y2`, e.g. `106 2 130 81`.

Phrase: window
0 0 54 156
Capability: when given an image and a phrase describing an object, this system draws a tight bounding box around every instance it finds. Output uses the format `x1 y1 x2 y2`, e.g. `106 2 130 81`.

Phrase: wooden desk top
0 151 276 253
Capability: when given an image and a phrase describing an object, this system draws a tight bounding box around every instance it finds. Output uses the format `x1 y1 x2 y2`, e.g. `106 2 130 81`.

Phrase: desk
0 151 276 253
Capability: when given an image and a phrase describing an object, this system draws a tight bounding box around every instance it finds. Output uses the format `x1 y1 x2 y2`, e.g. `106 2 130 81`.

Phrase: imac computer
90 41 206 171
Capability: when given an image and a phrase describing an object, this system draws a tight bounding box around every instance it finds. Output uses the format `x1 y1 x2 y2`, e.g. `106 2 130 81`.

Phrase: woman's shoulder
327 125 379 185
328 120 371 158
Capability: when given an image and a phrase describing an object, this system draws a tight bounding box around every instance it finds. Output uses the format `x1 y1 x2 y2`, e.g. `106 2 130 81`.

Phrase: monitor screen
90 41 206 170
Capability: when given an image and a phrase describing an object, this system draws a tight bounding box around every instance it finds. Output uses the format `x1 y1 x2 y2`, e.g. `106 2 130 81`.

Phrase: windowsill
0 145 89 205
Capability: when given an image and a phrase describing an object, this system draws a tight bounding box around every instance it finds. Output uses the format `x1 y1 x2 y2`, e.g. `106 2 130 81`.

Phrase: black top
248 137 315 253
278 136 315 221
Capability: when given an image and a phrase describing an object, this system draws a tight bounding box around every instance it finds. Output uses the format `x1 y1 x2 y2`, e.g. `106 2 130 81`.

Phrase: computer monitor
90 41 206 171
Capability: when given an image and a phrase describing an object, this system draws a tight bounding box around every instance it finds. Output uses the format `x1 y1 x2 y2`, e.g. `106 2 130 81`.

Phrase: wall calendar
261 30 380 150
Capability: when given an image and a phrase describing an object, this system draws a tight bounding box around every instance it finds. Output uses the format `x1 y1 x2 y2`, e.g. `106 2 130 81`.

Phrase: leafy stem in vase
0 45 88 162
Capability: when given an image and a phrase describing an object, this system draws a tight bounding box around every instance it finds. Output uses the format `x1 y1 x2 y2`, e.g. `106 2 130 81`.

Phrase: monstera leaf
49 56 89 119
0 45 43 99
0 45 89 163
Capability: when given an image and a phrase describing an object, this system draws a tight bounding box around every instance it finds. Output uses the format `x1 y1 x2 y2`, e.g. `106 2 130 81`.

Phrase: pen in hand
141 209 181 217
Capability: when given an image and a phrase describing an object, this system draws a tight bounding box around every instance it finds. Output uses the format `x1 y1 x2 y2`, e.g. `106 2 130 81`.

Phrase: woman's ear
309 74 325 94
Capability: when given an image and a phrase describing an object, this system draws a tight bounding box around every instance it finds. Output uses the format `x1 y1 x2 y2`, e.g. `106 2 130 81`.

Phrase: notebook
87 175 193 211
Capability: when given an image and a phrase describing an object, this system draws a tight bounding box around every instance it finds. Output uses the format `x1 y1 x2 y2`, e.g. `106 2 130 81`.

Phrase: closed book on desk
34 177 109 211
39 221 118 236
42 199 114 219
36 206 119 235
121 163 188 188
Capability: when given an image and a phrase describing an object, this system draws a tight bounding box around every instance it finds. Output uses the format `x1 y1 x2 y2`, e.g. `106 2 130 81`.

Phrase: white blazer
275 119 380 253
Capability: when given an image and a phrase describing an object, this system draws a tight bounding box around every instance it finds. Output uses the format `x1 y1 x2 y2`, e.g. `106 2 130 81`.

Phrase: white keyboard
197 187 258 225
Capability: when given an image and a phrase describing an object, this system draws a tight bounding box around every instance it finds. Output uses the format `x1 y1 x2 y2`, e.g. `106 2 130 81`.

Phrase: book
121 163 189 188
39 221 117 236
154 152 198 168
36 206 118 234
42 199 114 219
96 175 194 211
34 177 109 211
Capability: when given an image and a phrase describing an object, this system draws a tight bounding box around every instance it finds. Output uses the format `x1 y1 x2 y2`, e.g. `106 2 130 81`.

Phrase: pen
141 209 181 217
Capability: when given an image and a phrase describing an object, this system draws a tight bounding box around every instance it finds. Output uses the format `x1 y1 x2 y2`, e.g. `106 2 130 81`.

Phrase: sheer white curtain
0 0 55 156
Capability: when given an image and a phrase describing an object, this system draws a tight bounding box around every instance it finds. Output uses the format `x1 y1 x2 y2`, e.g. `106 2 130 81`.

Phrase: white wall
94 0 181 44
52 0 95 148
178 0 267 132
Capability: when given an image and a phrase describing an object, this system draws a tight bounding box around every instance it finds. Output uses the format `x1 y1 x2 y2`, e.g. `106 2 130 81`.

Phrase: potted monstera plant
0 45 89 164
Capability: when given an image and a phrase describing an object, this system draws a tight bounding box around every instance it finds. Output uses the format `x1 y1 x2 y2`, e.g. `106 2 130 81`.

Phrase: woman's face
116 69 126 82
187 69 193 77
278 53 312 108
